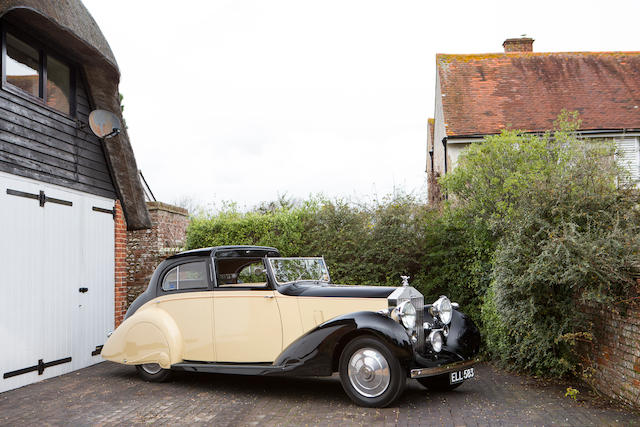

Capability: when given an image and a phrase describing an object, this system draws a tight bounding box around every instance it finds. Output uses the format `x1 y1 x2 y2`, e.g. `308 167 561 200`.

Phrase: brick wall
583 279 640 409
126 202 189 306
114 200 127 327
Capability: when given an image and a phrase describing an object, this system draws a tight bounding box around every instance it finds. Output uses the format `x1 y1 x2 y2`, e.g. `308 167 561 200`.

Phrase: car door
153 258 216 362
213 259 283 363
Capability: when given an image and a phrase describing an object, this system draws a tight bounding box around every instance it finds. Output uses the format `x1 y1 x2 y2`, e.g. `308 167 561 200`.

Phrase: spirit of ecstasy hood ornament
401 275 410 287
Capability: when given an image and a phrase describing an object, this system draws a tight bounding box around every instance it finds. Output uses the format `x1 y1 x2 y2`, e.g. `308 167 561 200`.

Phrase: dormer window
2 28 74 115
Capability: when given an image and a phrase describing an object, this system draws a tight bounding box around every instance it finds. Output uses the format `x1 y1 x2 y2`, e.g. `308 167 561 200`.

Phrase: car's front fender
101 306 183 369
273 311 413 376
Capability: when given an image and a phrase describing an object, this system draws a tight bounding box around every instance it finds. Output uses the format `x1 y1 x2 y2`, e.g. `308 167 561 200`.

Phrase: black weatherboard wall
0 23 116 200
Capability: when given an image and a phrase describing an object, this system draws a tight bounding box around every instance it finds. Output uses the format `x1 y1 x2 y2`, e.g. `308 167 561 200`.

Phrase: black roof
168 245 281 260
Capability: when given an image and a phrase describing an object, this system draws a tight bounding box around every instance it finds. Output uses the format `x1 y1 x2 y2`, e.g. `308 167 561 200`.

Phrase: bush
448 112 640 377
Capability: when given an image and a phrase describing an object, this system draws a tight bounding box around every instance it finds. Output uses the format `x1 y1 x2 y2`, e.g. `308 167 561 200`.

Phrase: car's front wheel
339 336 406 407
135 363 172 382
417 373 463 391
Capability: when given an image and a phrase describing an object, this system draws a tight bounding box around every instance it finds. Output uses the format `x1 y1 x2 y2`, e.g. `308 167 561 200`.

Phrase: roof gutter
446 128 640 143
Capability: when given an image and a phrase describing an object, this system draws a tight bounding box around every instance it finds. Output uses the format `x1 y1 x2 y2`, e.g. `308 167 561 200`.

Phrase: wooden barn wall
0 74 117 199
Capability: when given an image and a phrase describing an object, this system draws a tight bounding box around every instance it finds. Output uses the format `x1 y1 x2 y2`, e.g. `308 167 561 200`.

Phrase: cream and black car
102 246 480 407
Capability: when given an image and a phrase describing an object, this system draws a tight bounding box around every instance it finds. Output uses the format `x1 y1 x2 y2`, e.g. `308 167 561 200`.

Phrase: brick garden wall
125 202 189 307
583 279 640 409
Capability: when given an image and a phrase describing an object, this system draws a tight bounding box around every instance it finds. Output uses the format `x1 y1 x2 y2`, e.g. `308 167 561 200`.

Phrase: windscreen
267 257 330 285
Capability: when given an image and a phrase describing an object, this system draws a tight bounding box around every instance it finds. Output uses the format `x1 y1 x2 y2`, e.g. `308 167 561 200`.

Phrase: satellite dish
89 109 121 139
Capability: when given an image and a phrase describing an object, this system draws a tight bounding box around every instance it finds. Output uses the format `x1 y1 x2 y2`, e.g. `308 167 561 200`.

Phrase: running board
171 362 291 376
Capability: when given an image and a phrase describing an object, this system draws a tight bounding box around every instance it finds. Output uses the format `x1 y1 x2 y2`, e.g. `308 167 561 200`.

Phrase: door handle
264 295 274 299
79 287 88 293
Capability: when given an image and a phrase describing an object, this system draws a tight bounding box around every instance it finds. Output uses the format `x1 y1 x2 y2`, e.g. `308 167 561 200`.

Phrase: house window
615 137 640 185
5 33 39 97
2 28 74 115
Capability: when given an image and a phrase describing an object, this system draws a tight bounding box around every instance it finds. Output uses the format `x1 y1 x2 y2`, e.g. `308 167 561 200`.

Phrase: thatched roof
0 0 151 230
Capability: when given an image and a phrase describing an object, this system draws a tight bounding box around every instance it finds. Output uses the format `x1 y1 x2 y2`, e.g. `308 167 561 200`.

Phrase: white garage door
0 171 115 393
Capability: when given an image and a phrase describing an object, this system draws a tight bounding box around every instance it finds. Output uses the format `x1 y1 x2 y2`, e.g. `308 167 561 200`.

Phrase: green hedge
186 196 484 319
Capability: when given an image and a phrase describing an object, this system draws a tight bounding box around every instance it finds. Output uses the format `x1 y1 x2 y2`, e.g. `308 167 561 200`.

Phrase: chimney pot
503 37 534 53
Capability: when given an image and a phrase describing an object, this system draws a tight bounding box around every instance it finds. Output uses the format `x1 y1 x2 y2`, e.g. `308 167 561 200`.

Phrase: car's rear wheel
339 336 406 407
417 373 463 391
135 363 172 382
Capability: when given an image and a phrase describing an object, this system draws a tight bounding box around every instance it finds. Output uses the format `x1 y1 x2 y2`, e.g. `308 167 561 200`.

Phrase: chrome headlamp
428 330 443 352
430 296 453 325
390 300 417 329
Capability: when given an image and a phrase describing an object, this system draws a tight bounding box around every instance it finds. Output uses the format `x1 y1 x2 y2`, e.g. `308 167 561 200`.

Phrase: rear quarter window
161 261 208 291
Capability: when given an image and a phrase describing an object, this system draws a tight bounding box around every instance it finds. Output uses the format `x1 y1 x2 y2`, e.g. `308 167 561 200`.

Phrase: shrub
449 112 640 377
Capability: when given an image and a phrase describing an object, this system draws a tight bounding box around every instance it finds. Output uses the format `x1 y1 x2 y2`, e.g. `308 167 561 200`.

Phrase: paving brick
0 362 638 426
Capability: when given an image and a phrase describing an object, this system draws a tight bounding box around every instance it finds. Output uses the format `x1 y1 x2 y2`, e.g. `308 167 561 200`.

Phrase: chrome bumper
410 358 477 379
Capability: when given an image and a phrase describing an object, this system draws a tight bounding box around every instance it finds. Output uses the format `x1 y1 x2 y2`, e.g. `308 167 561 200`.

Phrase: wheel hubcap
141 363 162 375
348 347 390 398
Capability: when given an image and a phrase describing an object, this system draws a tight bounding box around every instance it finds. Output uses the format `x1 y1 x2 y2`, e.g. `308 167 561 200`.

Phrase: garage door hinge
6 189 73 207
91 345 104 356
3 357 72 379
92 206 116 219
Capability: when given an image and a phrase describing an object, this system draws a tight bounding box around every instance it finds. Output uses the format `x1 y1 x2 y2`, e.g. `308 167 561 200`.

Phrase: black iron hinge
92 206 116 219
6 189 72 207
91 345 104 356
3 357 72 379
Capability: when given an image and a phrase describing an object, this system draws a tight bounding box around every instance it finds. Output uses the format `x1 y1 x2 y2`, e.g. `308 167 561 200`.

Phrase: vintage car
102 246 480 407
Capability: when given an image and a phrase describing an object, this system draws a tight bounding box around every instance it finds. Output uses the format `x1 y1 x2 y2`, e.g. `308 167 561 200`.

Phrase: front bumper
410 358 477 379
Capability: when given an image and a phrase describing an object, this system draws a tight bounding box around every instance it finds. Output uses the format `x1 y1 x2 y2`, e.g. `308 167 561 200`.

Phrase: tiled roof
437 52 640 137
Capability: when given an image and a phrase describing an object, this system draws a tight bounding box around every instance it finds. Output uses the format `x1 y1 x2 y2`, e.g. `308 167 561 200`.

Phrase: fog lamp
429 330 443 353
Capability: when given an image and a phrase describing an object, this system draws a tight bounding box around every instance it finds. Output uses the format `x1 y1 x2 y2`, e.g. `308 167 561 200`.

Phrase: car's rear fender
273 311 413 376
101 306 183 369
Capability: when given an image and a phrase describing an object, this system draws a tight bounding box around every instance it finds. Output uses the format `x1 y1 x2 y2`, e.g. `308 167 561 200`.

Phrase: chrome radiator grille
388 286 426 353
412 294 425 353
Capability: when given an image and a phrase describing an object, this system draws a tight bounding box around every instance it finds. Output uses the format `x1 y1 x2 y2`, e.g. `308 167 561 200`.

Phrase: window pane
178 262 208 290
162 267 178 291
5 33 39 97
46 55 71 114
162 262 208 291
237 261 267 284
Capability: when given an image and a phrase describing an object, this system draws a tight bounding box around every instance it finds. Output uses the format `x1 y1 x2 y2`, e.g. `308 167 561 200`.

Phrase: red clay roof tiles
437 51 640 137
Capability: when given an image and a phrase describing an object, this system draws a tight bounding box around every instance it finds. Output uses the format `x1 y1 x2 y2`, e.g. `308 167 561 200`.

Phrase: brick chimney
503 37 534 53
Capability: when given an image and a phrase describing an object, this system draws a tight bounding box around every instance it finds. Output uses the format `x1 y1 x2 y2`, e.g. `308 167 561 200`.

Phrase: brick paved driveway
0 362 637 426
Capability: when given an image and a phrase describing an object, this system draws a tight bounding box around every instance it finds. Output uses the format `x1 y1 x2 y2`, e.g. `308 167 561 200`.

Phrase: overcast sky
82 0 640 210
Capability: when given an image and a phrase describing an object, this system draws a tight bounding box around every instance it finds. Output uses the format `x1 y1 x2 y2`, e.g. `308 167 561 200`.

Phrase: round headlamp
391 301 417 330
429 330 443 352
432 296 453 325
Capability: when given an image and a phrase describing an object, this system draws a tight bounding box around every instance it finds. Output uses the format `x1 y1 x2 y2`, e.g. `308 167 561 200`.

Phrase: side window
217 259 268 288
162 261 208 291
237 262 267 284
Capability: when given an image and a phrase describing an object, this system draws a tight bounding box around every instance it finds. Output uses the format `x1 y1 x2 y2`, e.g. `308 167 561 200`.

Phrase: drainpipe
442 137 448 174
428 149 434 173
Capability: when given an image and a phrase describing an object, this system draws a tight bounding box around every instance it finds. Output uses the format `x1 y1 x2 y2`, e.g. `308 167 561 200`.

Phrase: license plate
449 367 474 384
